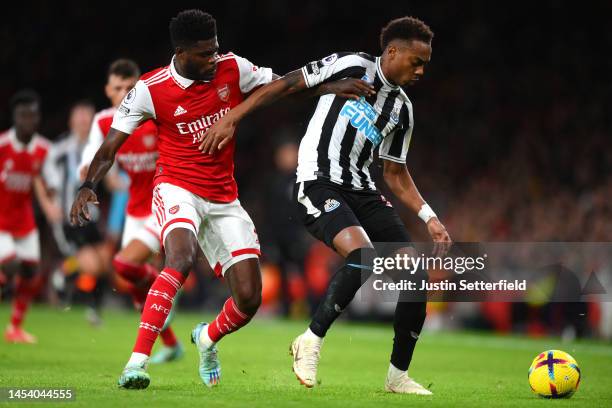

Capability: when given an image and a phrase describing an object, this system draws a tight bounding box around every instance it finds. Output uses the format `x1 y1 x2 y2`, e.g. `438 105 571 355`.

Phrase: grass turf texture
1 306 611 407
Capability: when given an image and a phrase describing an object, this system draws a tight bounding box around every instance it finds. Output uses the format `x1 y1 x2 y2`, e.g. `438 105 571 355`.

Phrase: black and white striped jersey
297 52 414 190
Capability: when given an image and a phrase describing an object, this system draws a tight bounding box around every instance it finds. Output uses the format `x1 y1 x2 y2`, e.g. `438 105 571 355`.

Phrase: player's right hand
427 218 452 257
198 116 237 155
70 188 99 226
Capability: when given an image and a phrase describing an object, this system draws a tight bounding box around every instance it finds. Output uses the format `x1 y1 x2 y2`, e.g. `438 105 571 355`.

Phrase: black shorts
54 223 103 256
293 179 411 250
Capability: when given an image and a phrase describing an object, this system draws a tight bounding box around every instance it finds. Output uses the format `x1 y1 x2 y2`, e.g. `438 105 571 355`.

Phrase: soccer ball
528 350 581 398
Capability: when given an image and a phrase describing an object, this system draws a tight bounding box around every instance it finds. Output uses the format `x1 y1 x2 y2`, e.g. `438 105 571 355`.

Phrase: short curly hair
380 16 434 51
10 89 41 114
169 9 217 49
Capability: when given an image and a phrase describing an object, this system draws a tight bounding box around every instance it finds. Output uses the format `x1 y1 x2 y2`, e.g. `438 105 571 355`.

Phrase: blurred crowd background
1 1 611 339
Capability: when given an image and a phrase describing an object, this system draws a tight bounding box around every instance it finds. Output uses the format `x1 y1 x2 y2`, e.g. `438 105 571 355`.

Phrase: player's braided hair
380 16 434 51
169 9 217 48
108 59 140 79
10 89 41 113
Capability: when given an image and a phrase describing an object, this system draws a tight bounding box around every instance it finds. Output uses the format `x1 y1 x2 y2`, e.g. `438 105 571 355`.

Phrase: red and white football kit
82 108 181 351
0 129 51 264
80 109 160 251
111 53 272 276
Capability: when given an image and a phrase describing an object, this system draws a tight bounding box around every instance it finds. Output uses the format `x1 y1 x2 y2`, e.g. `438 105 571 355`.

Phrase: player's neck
173 59 192 81
15 129 33 145
379 55 399 87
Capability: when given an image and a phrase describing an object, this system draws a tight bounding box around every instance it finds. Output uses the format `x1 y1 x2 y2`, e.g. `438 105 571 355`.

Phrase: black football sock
390 268 428 371
309 247 376 337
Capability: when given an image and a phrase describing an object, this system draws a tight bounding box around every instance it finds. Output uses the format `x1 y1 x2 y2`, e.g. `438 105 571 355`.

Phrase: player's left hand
322 78 375 100
427 218 452 257
70 187 99 227
198 116 236 154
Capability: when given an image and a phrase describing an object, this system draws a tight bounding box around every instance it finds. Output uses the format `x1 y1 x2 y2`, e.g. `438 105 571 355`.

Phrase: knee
233 284 262 316
164 245 197 277
163 230 200 277
165 253 196 277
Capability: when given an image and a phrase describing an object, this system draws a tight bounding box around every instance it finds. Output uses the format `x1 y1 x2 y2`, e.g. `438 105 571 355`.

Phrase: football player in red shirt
79 59 183 363
1 90 61 343
71 9 373 389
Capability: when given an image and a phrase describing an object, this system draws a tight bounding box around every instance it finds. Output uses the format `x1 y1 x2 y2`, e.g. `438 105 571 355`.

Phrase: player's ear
104 82 112 99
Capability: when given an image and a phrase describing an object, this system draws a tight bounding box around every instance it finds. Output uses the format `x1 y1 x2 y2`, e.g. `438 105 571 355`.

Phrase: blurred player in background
201 16 452 395
1 90 61 343
71 9 375 390
45 100 111 326
78 59 184 363
261 138 310 316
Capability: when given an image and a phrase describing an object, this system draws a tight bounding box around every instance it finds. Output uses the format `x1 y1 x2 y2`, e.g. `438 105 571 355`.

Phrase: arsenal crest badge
217 84 230 102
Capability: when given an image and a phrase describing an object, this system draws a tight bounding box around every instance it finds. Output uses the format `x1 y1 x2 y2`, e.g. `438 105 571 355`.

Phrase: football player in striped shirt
201 16 452 395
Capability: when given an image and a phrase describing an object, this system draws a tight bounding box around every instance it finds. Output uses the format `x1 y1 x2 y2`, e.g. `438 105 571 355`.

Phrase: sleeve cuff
379 154 406 164
109 123 135 136
301 67 313 88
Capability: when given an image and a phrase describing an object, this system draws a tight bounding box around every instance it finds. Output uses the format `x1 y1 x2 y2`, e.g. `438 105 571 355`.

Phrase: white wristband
418 203 437 223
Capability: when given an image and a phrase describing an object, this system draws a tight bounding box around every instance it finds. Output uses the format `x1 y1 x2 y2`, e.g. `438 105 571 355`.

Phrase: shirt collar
376 56 399 90
8 128 38 153
170 55 214 89
170 55 195 89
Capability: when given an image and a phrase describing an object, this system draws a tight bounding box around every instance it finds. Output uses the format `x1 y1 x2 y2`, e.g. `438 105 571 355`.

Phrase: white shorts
0 229 40 264
153 183 260 277
122 213 161 253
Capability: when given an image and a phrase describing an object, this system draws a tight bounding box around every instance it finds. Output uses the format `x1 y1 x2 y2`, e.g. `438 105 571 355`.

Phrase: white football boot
289 330 322 388
384 363 432 395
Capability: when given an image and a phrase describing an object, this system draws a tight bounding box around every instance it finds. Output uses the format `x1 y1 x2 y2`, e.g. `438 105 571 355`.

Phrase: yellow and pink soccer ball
528 350 581 398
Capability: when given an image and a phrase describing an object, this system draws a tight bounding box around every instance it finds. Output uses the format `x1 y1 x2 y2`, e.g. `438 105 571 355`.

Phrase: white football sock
388 363 407 380
127 352 149 368
199 324 215 349
303 327 323 341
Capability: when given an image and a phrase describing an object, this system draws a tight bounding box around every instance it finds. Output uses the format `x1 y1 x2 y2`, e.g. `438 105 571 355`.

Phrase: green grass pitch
1 305 611 407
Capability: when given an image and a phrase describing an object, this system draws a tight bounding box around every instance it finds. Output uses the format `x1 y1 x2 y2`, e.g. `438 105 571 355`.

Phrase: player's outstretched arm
199 69 308 154
70 127 129 226
382 159 452 256
309 78 375 100
270 72 373 102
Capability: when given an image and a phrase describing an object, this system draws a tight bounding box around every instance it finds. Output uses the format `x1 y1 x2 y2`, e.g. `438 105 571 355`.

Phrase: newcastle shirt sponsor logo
339 98 383 146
